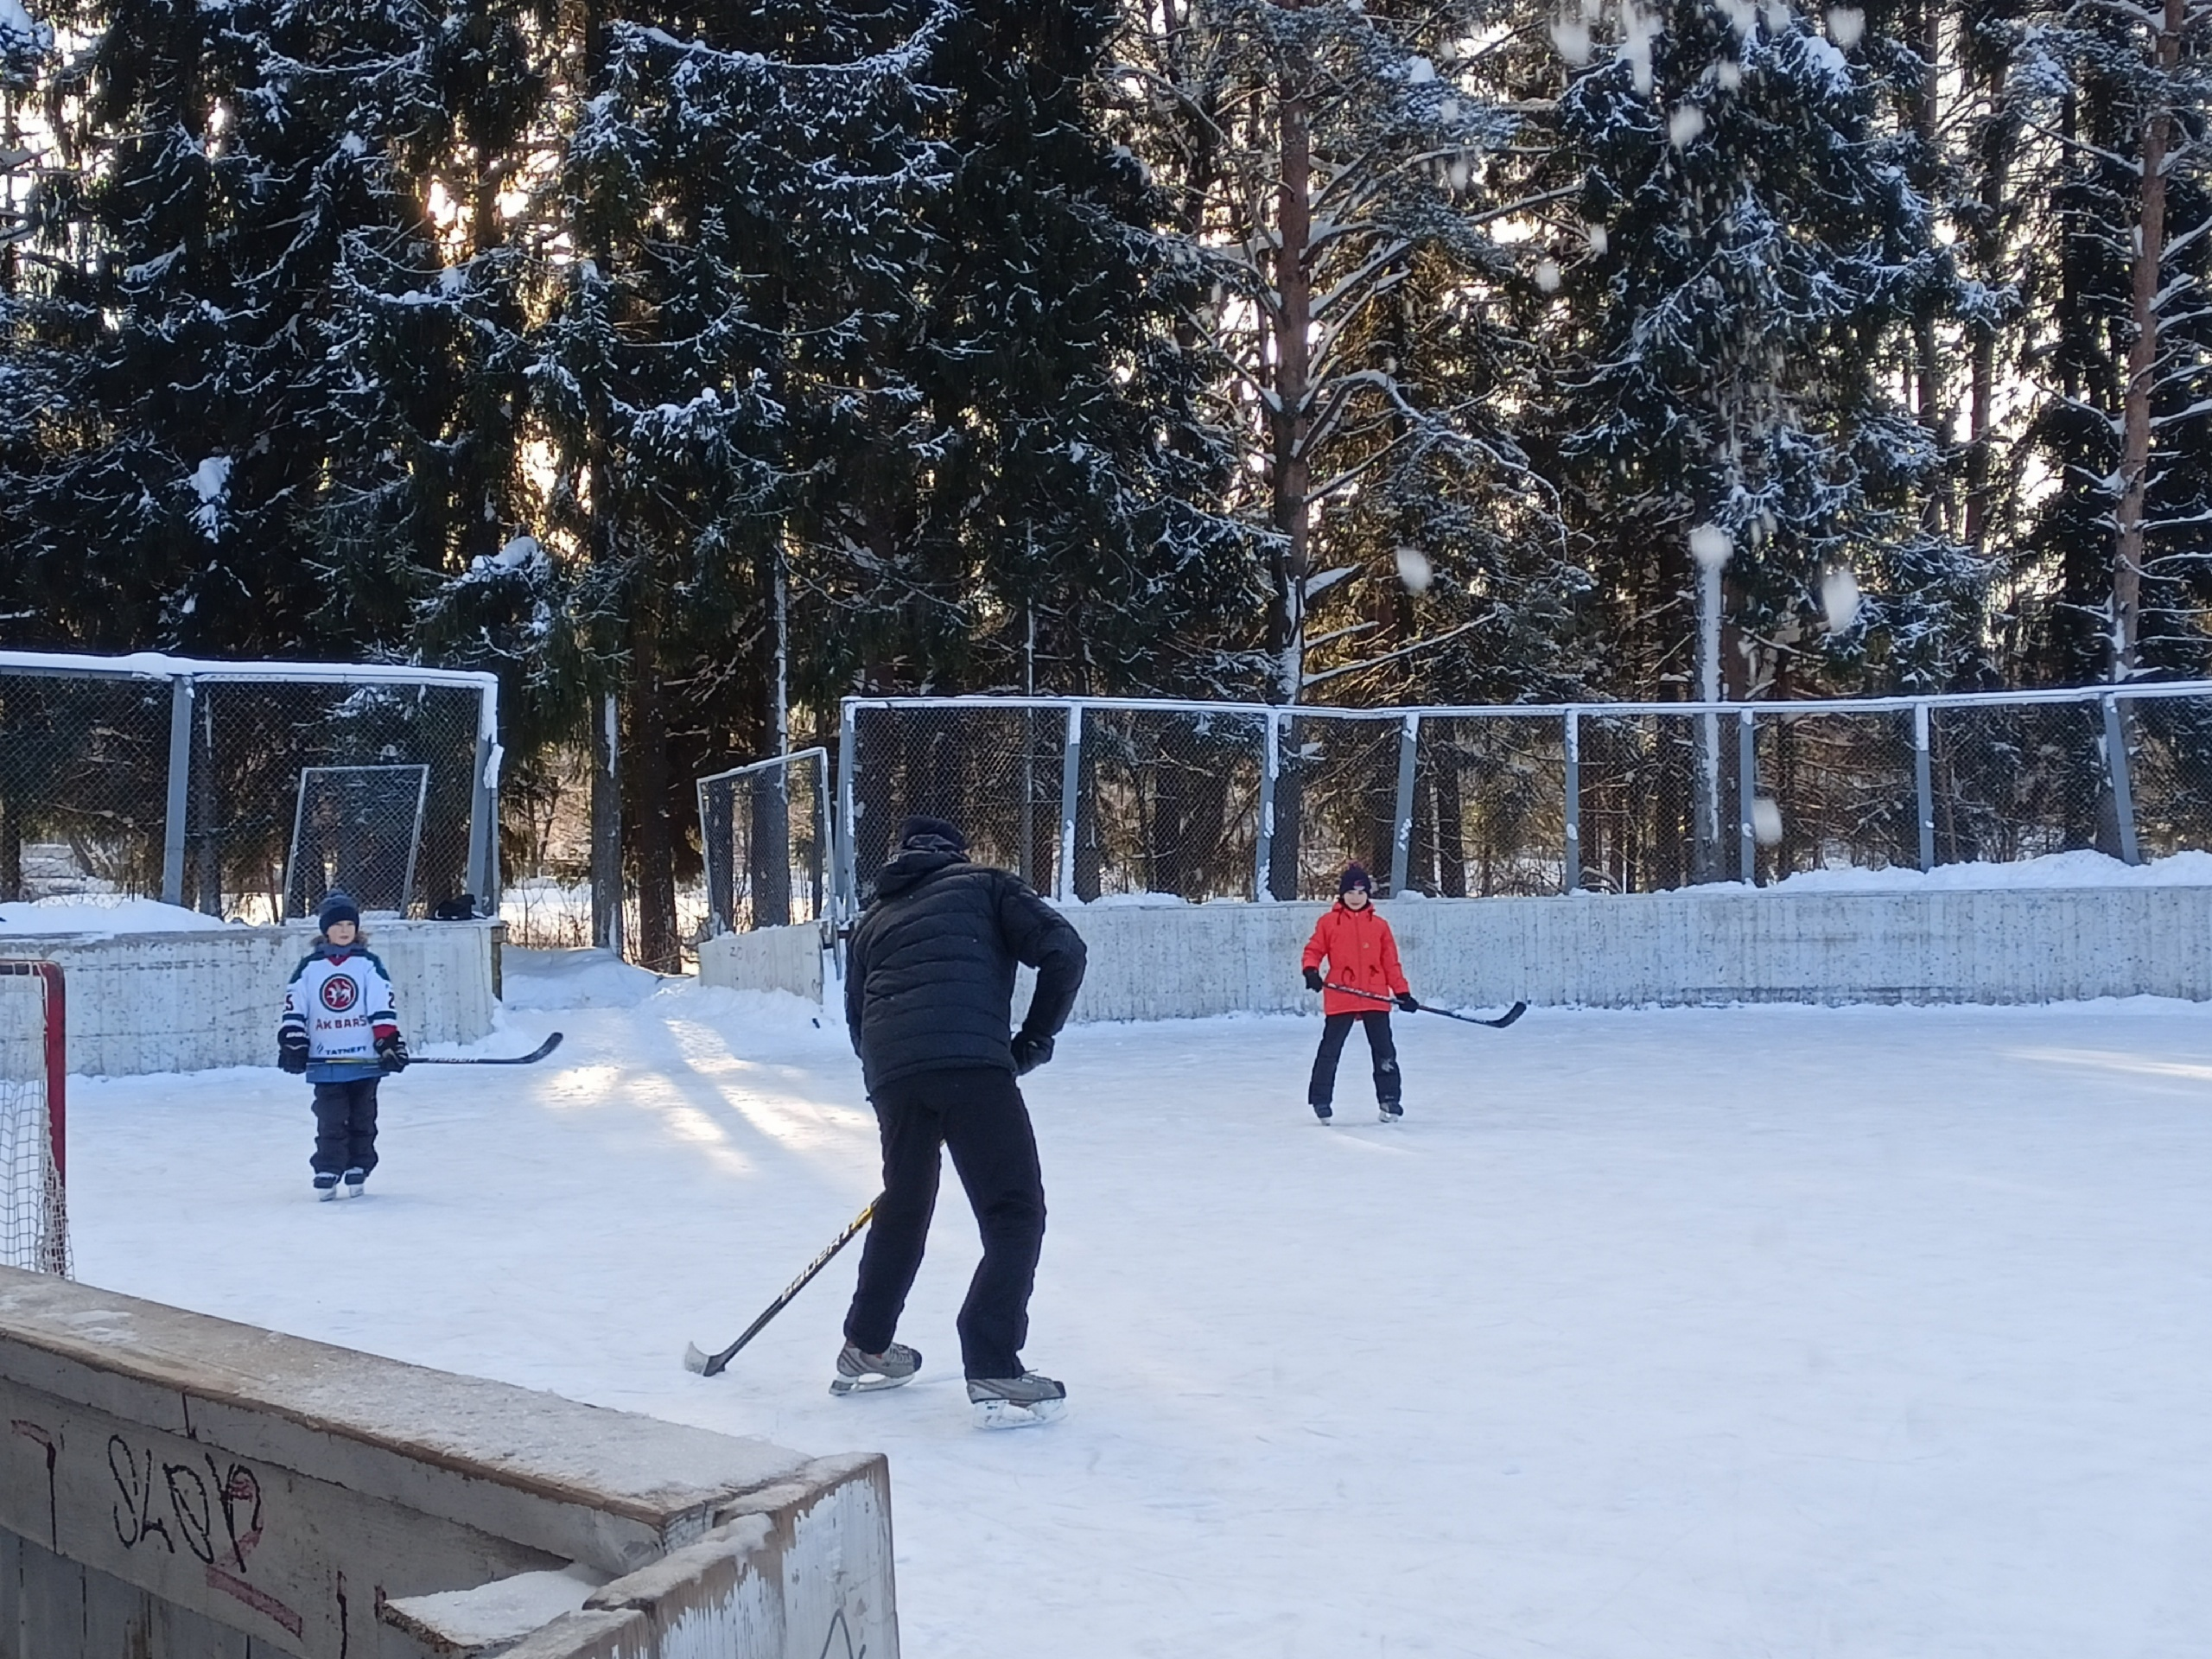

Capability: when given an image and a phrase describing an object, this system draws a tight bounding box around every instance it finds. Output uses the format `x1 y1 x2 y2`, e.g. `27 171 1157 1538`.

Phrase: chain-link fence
697 749 830 935
836 685 2212 912
0 652 499 922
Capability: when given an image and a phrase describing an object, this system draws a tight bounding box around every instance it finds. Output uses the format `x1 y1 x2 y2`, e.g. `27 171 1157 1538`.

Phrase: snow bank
383 1567 606 1648
501 946 669 1009
1765 847 2212 893
0 896 232 937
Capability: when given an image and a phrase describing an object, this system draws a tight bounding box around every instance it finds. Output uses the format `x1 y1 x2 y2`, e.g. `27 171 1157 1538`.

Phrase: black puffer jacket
844 849 1087 1093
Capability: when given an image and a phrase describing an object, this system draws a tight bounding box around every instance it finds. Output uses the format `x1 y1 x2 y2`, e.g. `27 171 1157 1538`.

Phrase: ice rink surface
66 966 2212 1656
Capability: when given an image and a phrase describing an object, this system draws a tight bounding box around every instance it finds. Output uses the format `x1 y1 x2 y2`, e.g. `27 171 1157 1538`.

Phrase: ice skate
1378 1101 1403 1124
830 1341 922 1395
342 1166 368 1197
1311 1101 1332 1124
968 1372 1067 1429
314 1173 339 1201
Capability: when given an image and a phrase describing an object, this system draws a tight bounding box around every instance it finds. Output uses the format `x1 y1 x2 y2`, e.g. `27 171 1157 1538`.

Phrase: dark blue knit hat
897 815 967 854
1338 863 1372 894
317 890 362 932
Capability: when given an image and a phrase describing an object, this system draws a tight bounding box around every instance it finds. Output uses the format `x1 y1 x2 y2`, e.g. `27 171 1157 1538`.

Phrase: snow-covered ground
63 967 2212 1656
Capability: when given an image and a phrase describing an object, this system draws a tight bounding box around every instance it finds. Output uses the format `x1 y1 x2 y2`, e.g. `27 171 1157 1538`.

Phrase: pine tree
1540 0 1951 873
1116 0 1572 707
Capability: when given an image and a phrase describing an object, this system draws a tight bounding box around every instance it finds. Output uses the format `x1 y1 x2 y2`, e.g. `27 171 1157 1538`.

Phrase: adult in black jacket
837 815 1087 1423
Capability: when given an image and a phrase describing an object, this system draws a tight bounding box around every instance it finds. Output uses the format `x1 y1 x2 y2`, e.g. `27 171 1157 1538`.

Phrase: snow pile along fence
0 1265 898 1659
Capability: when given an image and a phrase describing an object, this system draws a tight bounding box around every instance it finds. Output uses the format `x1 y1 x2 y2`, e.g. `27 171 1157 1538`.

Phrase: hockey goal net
0 962 68 1275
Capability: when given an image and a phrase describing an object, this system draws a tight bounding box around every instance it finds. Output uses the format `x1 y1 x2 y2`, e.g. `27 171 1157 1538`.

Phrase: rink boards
0 1267 896 1659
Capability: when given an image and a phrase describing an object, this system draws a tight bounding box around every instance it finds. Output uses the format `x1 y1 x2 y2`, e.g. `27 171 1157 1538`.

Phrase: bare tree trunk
626 608 681 973
2113 0 2183 682
1965 61 2012 556
1913 0 1948 535
0 791 21 904
1267 48 1313 708
1262 38 1316 899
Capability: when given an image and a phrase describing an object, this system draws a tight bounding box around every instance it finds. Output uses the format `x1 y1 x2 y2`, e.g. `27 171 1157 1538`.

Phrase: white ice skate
968 1372 1067 1429
314 1173 339 1202
342 1167 369 1198
830 1341 922 1395
1377 1102 1403 1123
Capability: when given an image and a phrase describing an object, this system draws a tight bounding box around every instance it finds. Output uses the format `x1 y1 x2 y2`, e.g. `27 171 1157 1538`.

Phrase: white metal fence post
161 674 194 907
836 698 860 925
1389 714 1420 897
1562 709 1580 895
1255 709 1280 902
1737 707 1757 883
2103 696 2140 866
1056 702 1084 902
1913 702 1936 872
467 683 499 906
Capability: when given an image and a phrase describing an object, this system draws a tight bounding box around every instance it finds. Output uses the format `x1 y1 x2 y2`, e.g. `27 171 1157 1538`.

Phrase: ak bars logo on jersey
281 947 398 1067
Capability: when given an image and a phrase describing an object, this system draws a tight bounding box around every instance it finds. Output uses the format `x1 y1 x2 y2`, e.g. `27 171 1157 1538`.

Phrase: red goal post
0 960 68 1276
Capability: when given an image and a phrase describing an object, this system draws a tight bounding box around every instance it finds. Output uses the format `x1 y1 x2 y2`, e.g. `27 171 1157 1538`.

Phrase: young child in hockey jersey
277 892 409 1198
1300 863 1419 1123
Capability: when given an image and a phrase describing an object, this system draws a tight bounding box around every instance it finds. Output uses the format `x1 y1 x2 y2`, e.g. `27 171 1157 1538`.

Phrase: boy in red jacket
1300 863 1419 1123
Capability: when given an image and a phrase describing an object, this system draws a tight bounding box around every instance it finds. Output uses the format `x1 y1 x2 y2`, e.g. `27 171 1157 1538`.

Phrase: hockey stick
408 1032 566 1066
684 1196 881 1377
1320 982 1527 1029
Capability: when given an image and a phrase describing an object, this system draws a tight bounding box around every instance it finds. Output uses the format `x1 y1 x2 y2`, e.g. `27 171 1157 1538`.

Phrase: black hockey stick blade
1321 982 1526 1029
410 1032 566 1066
686 1197 880 1377
1427 1000 1527 1029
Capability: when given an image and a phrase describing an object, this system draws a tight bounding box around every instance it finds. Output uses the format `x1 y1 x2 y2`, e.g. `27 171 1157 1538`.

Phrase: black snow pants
1307 1011 1401 1108
310 1078 381 1177
843 1065 1046 1380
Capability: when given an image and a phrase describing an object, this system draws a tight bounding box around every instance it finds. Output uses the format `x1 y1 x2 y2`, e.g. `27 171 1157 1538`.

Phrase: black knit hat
897 815 968 854
317 890 362 932
1338 863 1372 894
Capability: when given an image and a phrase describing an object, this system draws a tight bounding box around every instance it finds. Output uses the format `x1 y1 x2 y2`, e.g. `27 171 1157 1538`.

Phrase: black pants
1308 1011 1401 1107
310 1079 381 1176
844 1065 1046 1380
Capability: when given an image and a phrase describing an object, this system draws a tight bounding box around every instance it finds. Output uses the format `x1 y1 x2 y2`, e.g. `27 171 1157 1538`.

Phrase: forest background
0 0 2207 963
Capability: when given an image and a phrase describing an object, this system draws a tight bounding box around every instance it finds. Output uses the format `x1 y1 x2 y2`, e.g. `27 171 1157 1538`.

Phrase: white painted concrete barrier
0 919 499 1077
0 1266 897 1659
1016 887 2212 1020
696 925 828 1003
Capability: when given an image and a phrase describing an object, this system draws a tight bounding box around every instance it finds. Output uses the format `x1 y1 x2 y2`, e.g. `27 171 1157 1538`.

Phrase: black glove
1303 966 1325 993
1010 1030 1053 1076
376 1032 410 1074
278 1029 309 1075
1395 993 1421 1013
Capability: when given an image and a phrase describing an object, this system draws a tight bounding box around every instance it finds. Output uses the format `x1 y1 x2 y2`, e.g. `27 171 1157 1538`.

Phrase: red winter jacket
1301 901 1409 1016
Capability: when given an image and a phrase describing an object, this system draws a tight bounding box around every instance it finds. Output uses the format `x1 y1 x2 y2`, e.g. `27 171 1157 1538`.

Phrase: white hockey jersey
280 946 399 1072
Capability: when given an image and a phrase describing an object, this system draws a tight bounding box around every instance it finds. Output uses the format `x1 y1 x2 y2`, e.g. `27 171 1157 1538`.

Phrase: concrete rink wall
0 920 499 1077
1000 886 2212 1020
0 1267 897 1659
696 926 828 1005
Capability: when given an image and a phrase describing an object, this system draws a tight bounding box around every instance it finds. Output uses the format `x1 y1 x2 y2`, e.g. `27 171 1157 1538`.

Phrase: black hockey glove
1010 1030 1054 1076
1395 993 1421 1013
1303 966 1325 993
376 1033 410 1074
277 1028 309 1074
